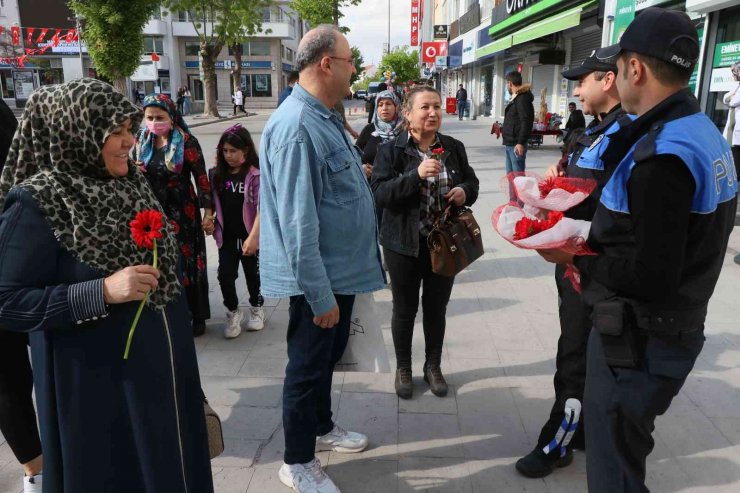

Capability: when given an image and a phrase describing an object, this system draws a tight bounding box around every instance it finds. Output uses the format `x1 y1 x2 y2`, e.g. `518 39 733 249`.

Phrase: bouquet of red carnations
503 172 597 211
492 204 594 291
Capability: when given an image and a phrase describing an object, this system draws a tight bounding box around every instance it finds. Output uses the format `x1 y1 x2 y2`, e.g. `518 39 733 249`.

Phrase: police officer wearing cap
516 47 631 479
539 8 738 491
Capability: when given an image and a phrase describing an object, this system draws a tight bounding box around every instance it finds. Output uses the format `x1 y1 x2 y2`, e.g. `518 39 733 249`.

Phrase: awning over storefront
483 0 595 55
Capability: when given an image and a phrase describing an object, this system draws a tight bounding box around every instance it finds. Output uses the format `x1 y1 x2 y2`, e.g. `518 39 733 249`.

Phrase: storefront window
249 42 272 56
706 7 740 130
238 74 272 97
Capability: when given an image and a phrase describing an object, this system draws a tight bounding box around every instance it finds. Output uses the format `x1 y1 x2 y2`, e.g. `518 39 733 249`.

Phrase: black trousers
0 331 42 464
233 104 246 115
733 146 740 181
536 264 589 451
584 327 703 492
384 238 455 369
217 237 263 311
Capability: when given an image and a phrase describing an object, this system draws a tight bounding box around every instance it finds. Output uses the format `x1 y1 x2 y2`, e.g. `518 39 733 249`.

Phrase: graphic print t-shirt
221 174 248 239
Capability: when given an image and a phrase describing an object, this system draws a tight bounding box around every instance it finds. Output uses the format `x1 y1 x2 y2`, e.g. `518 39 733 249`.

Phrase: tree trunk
112 76 127 96
200 41 223 118
333 0 340 25
230 43 243 99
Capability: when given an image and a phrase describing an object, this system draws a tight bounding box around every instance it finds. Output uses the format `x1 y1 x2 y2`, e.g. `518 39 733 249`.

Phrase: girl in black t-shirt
206 124 264 338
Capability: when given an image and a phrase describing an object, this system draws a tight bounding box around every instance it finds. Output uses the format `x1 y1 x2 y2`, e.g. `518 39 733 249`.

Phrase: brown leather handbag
427 206 484 277
204 398 225 459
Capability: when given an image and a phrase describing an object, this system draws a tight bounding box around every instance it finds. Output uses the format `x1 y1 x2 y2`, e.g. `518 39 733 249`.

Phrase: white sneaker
278 458 340 493
246 307 265 331
223 308 244 339
23 474 42 493
315 424 368 453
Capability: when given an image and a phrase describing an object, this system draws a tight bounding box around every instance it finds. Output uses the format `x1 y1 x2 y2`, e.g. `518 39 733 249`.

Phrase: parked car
354 90 367 100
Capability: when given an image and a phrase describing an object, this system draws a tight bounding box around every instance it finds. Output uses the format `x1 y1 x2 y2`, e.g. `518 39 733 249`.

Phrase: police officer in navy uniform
538 8 738 491
516 48 631 479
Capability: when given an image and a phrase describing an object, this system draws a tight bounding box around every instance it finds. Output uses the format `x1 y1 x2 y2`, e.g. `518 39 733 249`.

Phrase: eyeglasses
329 56 355 65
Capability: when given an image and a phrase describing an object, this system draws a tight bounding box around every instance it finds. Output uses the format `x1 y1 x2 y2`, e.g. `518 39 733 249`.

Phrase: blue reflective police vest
601 112 737 215
570 114 636 173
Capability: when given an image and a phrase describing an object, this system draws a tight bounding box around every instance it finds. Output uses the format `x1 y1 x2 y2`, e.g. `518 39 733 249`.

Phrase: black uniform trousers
535 264 589 451
584 326 704 492
0 331 42 464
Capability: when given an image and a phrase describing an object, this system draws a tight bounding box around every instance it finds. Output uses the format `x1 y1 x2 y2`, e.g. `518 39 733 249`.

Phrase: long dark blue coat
0 189 214 493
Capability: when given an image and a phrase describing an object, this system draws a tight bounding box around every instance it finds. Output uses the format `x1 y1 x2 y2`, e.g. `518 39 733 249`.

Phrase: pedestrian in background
176 86 185 115
132 93 213 337
563 101 586 144
538 9 737 491
456 84 467 120
517 48 628 479
259 25 384 493
0 97 44 493
356 89 402 178
723 61 740 176
233 87 247 115
501 71 534 197
183 85 193 115
278 71 299 107
0 78 214 493
207 123 265 339
372 85 479 400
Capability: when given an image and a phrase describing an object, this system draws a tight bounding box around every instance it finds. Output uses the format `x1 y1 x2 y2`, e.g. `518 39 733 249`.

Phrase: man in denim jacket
259 25 384 493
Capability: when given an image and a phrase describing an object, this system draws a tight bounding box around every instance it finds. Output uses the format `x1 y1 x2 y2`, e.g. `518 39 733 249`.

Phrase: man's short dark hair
621 46 693 86
568 102 576 107
505 71 522 86
288 71 299 84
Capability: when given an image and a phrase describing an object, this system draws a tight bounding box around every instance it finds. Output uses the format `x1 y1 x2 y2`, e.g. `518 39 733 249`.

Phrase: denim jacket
259 84 384 315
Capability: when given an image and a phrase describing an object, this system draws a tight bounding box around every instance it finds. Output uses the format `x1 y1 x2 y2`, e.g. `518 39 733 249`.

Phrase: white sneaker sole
247 322 265 331
315 441 368 453
277 467 295 491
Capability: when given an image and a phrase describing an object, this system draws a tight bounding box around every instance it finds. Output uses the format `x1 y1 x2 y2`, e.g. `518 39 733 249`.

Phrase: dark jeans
0 331 42 464
456 100 465 120
217 237 263 310
536 264 589 452
233 104 246 115
283 294 355 464
384 238 455 369
584 328 703 492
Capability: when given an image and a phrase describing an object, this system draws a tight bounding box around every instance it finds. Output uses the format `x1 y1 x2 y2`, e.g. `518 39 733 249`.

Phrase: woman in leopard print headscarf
0 79 214 493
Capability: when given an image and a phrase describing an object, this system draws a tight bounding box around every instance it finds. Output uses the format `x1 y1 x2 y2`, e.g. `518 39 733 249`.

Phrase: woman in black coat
356 89 402 177
371 85 479 400
0 79 213 493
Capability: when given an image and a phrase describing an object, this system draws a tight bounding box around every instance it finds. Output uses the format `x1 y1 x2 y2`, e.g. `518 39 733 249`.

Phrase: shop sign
460 5 481 36
634 0 672 11
490 0 582 35
422 41 448 63
462 34 476 65
611 0 635 44
12 69 36 107
436 56 448 68
184 60 272 70
37 40 88 54
709 67 736 92
714 40 740 68
411 0 420 47
434 25 449 40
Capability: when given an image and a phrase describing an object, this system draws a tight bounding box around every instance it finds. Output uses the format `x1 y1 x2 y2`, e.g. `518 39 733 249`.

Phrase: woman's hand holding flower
103 265 160 304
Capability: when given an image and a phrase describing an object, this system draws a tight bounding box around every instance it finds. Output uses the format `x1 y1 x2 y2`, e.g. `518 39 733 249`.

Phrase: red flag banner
151 52 160 62
65 29 76 43
11 26 20 45
410 0 420 47
26 27 35 46
52 29 62 47
36 28 49 44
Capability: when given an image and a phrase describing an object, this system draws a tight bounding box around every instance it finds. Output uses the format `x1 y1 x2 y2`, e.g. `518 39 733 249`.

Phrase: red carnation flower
431 147 444 160
129 210 164 250
181 244 193 258
184 147 199 163
539 177 580 198
513 211 563 240
183 203 196 220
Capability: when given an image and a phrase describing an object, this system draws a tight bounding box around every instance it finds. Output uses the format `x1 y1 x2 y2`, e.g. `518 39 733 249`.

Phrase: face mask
146 121 171 136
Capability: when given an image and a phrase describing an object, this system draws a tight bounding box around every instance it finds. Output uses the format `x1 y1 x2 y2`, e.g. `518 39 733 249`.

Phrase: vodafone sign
422 41 448 63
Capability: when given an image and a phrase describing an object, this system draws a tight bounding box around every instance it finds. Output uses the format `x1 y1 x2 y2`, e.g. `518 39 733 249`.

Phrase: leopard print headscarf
0 78 181 309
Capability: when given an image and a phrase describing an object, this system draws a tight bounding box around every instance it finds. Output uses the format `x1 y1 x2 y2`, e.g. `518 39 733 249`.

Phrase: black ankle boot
192 319 206 337
423 364 448 397
395 367 413 399
515 448 573 478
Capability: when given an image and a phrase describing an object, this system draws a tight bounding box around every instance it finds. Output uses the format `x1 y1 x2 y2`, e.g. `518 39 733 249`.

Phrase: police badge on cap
599 7 700 72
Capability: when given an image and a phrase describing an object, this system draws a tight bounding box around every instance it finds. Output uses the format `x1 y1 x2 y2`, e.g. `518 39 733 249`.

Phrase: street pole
75 15 84 74
387 0 390 55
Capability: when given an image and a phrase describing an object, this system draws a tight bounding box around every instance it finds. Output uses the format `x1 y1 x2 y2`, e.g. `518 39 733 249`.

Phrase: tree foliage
350 46 363 85
290 0 361 32
378 46 419 84
163 0 270 116
68 0 161 93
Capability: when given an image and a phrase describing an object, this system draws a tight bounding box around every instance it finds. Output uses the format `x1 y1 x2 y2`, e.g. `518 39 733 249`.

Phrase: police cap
561 47 619 81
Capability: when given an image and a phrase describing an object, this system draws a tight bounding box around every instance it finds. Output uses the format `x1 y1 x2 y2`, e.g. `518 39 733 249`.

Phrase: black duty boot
423 364 448 397
515 448 573 478
192 318 206 337
395 367 413 399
